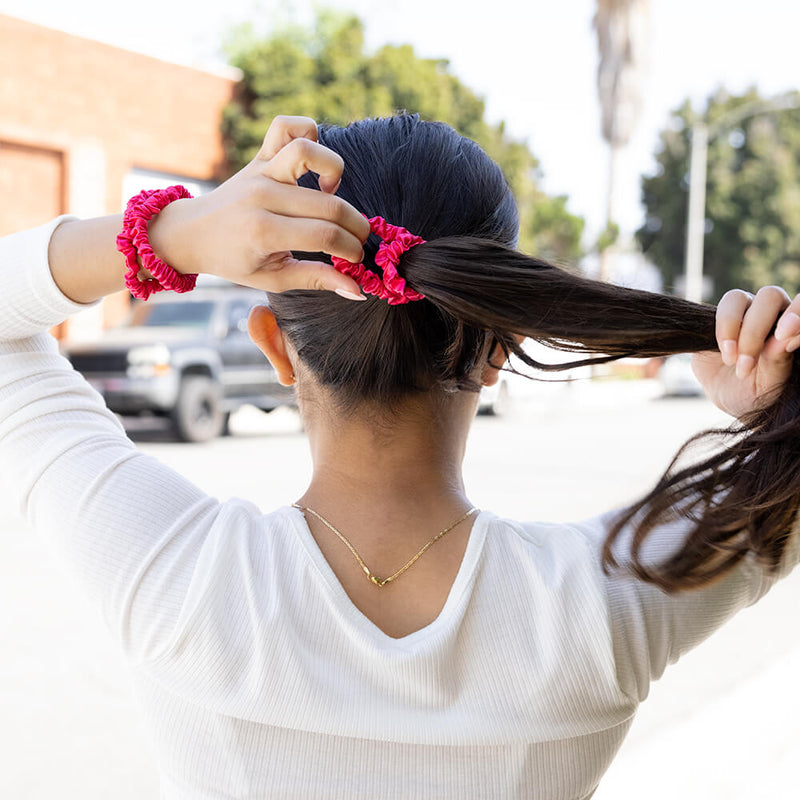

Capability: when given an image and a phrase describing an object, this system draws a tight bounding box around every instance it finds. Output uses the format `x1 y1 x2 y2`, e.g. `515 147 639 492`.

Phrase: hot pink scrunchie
117 185 197 300
331 216 426 305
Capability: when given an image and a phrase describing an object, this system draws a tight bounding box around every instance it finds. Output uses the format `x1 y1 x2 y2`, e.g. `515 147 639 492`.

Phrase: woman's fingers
257 115 318 161
736 286 790 375
163 115 373 294
716 289 752 366
263 136 347 196
727 286 791 379
264 259 366 298
774 293 800 352
256 212 366 265
253 178 369 248
704 286 796 417
205 115 371 295
259 137 370 245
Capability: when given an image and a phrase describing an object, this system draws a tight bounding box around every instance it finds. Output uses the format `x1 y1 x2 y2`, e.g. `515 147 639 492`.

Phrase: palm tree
594 0 650 279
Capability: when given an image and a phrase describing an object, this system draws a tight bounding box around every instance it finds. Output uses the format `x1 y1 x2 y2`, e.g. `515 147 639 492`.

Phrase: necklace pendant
297 503 478 590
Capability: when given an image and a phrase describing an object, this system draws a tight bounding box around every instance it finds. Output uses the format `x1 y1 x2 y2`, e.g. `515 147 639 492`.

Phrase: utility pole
684 122 708 303
683 93 800 303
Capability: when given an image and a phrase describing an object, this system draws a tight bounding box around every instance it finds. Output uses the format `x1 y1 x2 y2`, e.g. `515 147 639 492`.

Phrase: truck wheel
172 377 225 443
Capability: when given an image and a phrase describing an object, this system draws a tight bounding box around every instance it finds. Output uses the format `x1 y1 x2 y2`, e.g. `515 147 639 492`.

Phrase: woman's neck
296 391 478 547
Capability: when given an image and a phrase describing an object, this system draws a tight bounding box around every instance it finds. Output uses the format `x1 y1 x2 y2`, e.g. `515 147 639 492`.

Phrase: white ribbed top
1 219 798 799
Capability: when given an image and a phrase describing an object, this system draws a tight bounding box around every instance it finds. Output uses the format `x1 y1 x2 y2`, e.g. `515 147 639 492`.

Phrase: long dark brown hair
268 114 800 593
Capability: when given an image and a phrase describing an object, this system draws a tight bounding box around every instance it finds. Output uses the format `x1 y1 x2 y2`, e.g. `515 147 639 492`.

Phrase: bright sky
3 0 799 242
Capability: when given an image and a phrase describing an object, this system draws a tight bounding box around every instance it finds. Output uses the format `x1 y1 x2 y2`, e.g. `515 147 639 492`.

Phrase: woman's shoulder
483 509 613 554
478 510 616 593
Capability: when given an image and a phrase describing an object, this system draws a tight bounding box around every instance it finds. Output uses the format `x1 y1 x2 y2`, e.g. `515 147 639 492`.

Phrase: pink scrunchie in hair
331 216 426 305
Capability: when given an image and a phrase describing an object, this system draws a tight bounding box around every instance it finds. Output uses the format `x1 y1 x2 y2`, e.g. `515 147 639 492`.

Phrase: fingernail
735 354 755 379
775 311 800 341
721 339 737 366
335 288 366 302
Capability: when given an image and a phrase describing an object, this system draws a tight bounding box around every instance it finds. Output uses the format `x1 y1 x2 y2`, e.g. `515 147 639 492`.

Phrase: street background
2 1 800 796
3 0 800 244
1 381 799 798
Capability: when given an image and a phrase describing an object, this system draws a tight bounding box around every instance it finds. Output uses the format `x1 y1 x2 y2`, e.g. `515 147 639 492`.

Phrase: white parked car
478 376 511 416
659 353 705 397
477 341 591 415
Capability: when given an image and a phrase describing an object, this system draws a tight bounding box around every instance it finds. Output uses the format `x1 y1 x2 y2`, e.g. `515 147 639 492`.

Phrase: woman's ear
247 306 295 386
480 335 526 387
480 340 506 387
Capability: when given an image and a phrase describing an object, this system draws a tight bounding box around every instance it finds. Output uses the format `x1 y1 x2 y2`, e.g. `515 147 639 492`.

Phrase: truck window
127 301 215 328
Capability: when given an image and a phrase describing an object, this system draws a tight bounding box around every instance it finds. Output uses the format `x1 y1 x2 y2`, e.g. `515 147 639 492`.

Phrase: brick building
0 13 238 337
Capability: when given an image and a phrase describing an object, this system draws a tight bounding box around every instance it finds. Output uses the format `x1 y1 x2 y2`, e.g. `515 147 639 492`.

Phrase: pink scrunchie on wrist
116 185 197 300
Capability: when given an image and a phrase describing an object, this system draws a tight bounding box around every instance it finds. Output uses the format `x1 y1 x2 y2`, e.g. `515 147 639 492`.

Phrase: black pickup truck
63 286 295 442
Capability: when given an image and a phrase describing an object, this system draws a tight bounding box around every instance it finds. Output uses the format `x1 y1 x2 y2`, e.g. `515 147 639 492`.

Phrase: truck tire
171 376 225 443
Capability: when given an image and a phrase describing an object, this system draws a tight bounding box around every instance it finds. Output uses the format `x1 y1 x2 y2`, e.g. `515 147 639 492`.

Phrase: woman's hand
150 115 370 298
692 286 799 418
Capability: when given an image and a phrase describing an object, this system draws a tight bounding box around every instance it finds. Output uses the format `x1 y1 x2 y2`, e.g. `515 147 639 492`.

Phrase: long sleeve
572 510 800 703
0 218 230 664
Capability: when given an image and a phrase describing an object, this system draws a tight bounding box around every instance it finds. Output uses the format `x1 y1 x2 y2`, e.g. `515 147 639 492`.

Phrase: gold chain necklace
292 503 479 588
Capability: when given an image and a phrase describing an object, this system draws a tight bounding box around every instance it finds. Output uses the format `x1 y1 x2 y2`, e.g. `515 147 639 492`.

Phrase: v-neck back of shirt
287 505 491 647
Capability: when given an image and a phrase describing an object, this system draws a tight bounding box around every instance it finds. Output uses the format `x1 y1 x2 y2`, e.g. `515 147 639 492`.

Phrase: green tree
637 88 800 300
221 10 584 262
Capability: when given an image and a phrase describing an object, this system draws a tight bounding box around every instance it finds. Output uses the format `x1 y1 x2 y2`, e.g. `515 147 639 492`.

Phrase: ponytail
404 237 718 363
402 237 800 592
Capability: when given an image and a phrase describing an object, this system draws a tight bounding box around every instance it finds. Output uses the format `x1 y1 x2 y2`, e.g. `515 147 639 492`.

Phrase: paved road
1 379 798 798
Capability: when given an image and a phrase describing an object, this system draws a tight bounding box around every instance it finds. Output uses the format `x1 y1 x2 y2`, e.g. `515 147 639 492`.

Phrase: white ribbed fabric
1 219 798 799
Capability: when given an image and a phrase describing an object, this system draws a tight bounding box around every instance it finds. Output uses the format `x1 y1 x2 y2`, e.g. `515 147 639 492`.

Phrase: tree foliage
638 88 800 300
221 11 584 262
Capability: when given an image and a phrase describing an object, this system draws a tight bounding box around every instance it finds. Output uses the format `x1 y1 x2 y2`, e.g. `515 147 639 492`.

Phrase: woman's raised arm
47 116 369 305
0 116 369 666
